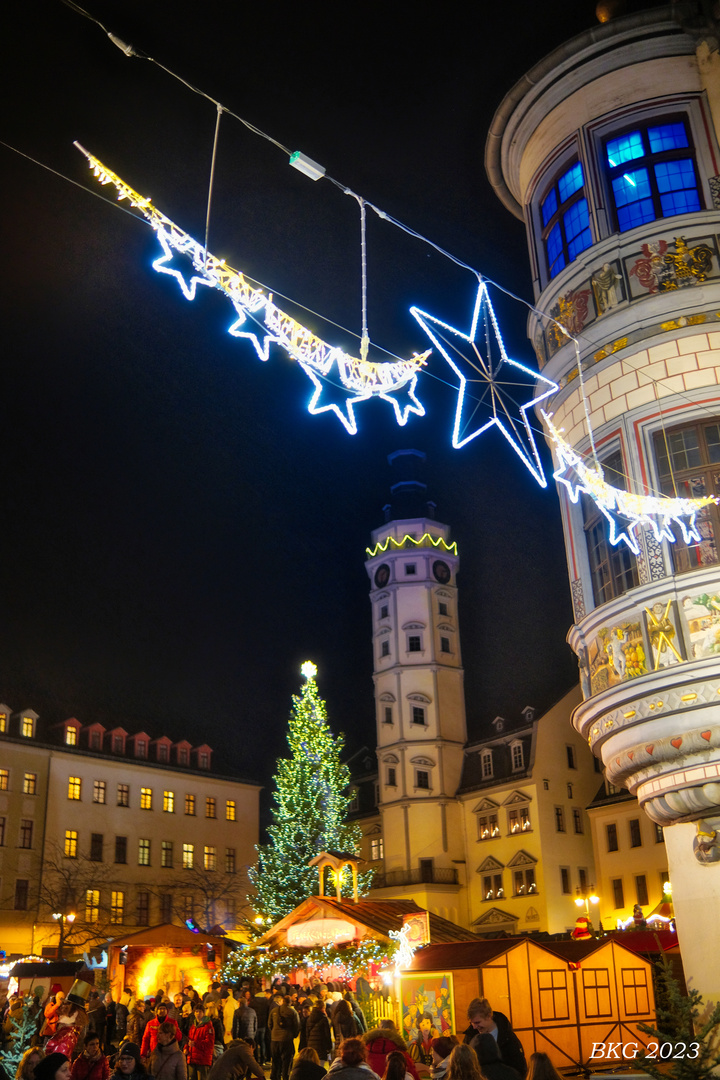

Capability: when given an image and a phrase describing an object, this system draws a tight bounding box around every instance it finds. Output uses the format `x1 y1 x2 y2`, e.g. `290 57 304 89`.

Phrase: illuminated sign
287 919 357 947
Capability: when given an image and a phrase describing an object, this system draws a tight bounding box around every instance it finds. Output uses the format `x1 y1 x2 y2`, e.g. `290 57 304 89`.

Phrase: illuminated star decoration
543 411 717 552
300 660 318 680
410 282 558 485
389 921 417 974
75 143 430 436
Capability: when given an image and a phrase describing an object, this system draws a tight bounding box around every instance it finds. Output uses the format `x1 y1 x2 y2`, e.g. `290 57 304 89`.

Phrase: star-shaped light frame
152 228 215 301
410 282 558 485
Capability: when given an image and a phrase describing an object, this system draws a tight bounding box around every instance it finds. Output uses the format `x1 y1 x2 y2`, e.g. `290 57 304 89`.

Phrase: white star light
301 660 318 679
152 228 215 301
410 282 558 485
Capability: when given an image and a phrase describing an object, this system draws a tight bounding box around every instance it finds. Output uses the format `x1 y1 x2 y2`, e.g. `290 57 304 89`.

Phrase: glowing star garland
75 144 429 436
411 282 558 486
543 410 717 554
389 921 417 974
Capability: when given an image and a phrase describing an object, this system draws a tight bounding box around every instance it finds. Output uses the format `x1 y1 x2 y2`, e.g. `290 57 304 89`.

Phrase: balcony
372 867 459 889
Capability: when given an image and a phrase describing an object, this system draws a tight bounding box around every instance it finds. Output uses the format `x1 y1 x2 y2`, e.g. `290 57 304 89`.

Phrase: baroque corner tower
364 450 468 927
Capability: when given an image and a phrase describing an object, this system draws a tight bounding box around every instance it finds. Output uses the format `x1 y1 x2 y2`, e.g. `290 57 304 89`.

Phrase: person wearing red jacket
70 1034 110 1080
186 1003 215 1080
141 1004 183 1059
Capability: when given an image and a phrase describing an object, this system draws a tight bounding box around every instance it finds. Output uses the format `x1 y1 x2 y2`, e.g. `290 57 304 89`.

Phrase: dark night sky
0 1 658 819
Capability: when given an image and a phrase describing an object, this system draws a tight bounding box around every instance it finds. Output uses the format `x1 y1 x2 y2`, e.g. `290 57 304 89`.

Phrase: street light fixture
574 888 600 917
52 911 76 960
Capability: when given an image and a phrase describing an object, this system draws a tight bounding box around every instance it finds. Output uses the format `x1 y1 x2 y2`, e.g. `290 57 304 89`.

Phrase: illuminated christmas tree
249 661 367 924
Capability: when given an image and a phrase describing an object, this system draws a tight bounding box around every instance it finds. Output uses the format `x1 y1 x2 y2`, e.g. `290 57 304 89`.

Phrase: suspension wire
204 103 223 269
358 197 369 361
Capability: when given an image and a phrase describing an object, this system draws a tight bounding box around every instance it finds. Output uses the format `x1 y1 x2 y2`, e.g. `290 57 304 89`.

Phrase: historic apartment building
485 1 720 995
0 706 260 958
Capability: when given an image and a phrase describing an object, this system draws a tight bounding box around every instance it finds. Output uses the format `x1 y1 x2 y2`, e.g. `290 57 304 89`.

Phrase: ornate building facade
486 2 720 996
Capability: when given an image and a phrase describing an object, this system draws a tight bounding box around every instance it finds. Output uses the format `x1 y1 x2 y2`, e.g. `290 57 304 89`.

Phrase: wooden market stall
105 923 238 1000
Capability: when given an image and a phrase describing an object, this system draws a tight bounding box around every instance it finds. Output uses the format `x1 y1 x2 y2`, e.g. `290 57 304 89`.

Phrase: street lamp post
574 888 600 919
52 911 75 960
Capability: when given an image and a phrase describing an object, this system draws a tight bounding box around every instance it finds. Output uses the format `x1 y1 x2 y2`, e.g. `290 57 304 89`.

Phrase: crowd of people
1 980 564 1080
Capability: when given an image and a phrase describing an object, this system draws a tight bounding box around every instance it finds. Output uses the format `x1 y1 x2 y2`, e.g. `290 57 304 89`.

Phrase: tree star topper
75 143 429 436
543 410 717 551
301 660 318 680
410 282 558 485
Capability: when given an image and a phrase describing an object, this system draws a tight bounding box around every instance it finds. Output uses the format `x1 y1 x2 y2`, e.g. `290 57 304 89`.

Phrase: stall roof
11 961 85 978
103 923 238 950
406 934 661 972
260 897 476 946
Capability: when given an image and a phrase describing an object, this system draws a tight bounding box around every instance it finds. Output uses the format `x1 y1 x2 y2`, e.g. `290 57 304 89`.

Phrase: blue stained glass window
612 168 651 208
656 159 701 216
541 188 558 227
606 131 644 167
564 199 592 259
546 222 565 278
648 123 689 153
558 162 584 203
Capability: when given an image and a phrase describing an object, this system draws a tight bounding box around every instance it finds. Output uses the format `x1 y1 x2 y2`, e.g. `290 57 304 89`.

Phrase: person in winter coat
186 1004 215 1080
142 1008 183 1060
230 1004 256 1045
305 1006 331 1063
289 1048 326 1080
269 999 300 1080
70 1035 110 1080
149 1022 187 1080
109 1043 149 1080
33 1053 71 1080
462 1000 526 1080
42 994 66 1041
248 994 270 1066
430 1039 455 1080
327 1038 380 1080
114 997 132 1046
363 1023 419 1080
87 997 107 1047
104 998 116 1051
472 1036 520 1080
343 998 366 1036
126 1006 147 1050
206 1041 264 1080
330 1004 357 1047
219 995 237 1048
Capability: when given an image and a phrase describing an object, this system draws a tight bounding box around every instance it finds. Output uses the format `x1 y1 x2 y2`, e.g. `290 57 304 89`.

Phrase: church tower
365 450 468 927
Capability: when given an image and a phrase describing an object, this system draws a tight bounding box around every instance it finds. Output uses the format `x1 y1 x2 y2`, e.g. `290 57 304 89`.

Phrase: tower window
411 706 426 726
605 119 701 232
438 602 448 616
540 160 592 278
405 563 417 575
408 635 422 652
416 770 430 790
380 605 389 619
653 419 720 573
440 636 451 653
381 641 390 657
386 767 397 787
383 706 393 724
582 449 639 604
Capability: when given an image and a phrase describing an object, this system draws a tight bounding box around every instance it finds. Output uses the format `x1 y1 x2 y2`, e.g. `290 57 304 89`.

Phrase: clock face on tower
433 560 451 584
374 564 390 588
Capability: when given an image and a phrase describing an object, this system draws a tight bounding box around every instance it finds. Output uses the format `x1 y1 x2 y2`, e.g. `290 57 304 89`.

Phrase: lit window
23 773 37 795
370 838 384 860
605 119 701 232
204 845 217 871
0 713 6 732
163 791 175 813
65 830 78 858
555 807 566 833
90 780 105 804
0 770 7 791
206 797 216 819
482 873 503 900
412 706 425 725
224 799 236 823
185 794 195 816
22 716 34 738
117 784 129 807
511 743 524 771
90 833 103 862
408 635 422 652
540 160 592 278
162 840 173 868
68 777 81 800
115 836 127 864
138 839 151 866
514 869 536 895
653 420 720 573
183 843 194 869
225 847 236 873
110 890 124 924
508 806 530 834
481 750 493 780
85 889 99 923
19 819 33 848
65 726 77 746
416 770 430 790
140 787 152 810
137 891 150 925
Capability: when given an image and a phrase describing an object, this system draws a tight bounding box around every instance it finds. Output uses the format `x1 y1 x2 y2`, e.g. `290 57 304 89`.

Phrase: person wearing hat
34 1053 71 1080
46 984 90 1058
42 993 66 1041
141 1005 183 1060
186 1003 215 1080
109 1043 147 1080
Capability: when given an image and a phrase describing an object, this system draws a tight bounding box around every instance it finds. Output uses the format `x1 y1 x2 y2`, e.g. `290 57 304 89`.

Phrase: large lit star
299 358 372 435
227 302 277 362
301 660 318 679
152 228 215 301
410 282 558 485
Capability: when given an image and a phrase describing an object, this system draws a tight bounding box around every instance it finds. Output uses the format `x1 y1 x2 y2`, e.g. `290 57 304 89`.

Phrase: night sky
1 1 657 822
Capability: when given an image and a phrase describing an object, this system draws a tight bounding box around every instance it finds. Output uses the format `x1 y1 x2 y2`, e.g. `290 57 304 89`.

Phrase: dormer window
65 726 77 746
348 788 360 812
90 731 101 750
481 750 493 780
21 716 34 738
199 752 209 769
511 742 524 771
158 744 169 762
136 740 147 758
0 713 7 734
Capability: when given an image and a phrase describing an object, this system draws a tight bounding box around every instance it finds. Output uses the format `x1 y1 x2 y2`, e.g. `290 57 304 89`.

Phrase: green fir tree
0 995 39 1075
638 954 720 1080
248 661 370 925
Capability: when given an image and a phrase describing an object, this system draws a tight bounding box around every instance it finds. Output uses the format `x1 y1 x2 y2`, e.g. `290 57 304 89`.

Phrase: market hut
403 935 656 1070
106 923 237 1000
